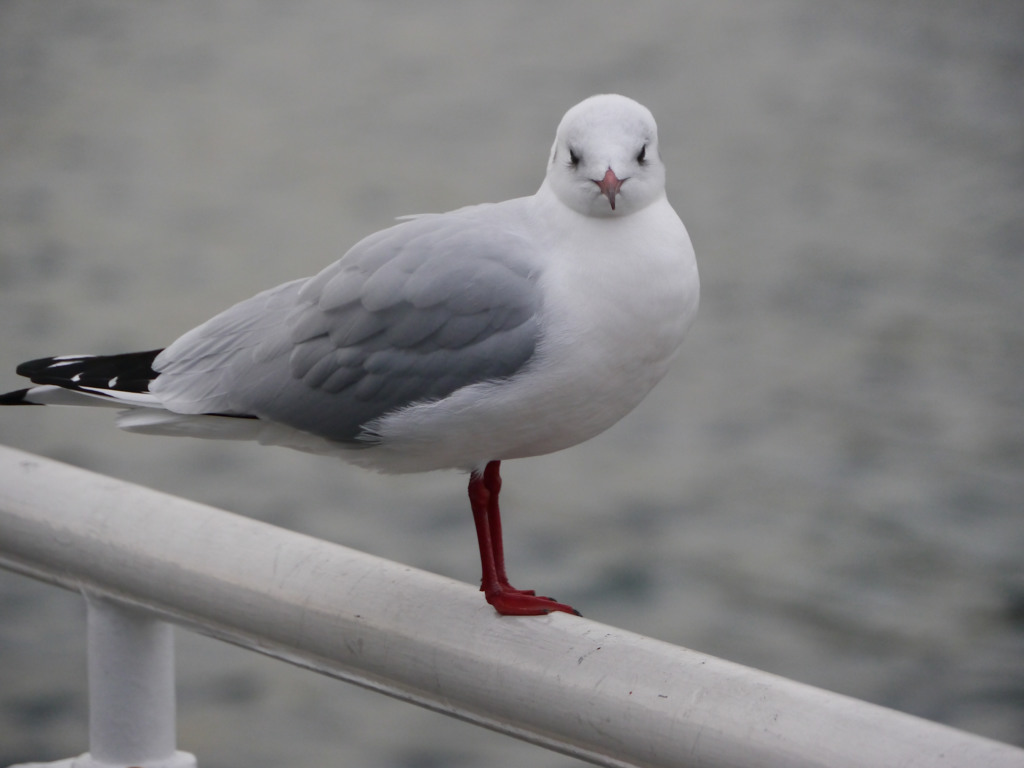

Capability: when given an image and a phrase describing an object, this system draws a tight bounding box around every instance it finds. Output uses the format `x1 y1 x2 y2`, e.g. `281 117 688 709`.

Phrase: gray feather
152 206 543 442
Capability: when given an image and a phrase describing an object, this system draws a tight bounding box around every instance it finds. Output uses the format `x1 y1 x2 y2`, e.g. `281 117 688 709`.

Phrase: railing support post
9 595 197 768
76 595 195 768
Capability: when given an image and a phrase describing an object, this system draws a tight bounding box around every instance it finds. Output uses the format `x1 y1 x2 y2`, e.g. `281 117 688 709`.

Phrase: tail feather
3 348 348 455
0 384 135 408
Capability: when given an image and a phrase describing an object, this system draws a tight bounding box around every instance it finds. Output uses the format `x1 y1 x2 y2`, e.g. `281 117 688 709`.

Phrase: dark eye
568 147 581 167
636 144 647 164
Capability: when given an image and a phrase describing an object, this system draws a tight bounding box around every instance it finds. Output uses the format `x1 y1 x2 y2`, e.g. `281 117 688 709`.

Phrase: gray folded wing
151 208 543 443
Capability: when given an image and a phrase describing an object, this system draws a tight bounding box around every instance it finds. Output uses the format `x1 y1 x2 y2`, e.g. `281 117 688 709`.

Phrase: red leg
468 461 579 616
481 461 534 595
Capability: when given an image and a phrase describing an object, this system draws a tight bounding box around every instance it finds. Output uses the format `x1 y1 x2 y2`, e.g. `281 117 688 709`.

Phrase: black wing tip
16 355 93 378
13 350 164 392
0 388 40 406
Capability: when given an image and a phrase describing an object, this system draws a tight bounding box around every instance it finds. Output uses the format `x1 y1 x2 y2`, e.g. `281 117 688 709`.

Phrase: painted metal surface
82 596 194 768
1 445 1022 768
11 596 196 768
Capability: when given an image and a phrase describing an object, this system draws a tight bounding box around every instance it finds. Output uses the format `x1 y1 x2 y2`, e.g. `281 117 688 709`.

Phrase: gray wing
152 207 543 442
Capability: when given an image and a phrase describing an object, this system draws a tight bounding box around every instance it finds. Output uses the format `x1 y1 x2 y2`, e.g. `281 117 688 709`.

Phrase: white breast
359 191 699 474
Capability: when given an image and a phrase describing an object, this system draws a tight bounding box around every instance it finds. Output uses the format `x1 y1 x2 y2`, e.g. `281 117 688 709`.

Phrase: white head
544 94 666 218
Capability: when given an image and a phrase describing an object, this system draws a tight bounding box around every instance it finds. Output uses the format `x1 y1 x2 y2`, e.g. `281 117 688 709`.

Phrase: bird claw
485 589 581 616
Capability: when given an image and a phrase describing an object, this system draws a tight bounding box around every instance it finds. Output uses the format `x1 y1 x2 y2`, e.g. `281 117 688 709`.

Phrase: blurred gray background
1 2 1022 766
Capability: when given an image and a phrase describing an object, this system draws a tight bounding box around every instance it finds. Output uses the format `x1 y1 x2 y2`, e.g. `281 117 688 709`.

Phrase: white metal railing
1 444 1022 768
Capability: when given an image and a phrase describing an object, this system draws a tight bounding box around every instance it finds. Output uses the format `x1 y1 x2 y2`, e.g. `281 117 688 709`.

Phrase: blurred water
1 2 1022 766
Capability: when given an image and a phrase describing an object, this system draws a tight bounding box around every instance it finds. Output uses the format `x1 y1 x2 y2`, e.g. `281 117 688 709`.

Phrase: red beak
595 168 622 210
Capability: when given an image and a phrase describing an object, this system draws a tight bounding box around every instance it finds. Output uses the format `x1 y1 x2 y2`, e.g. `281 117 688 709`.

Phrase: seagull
1 94 699 616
